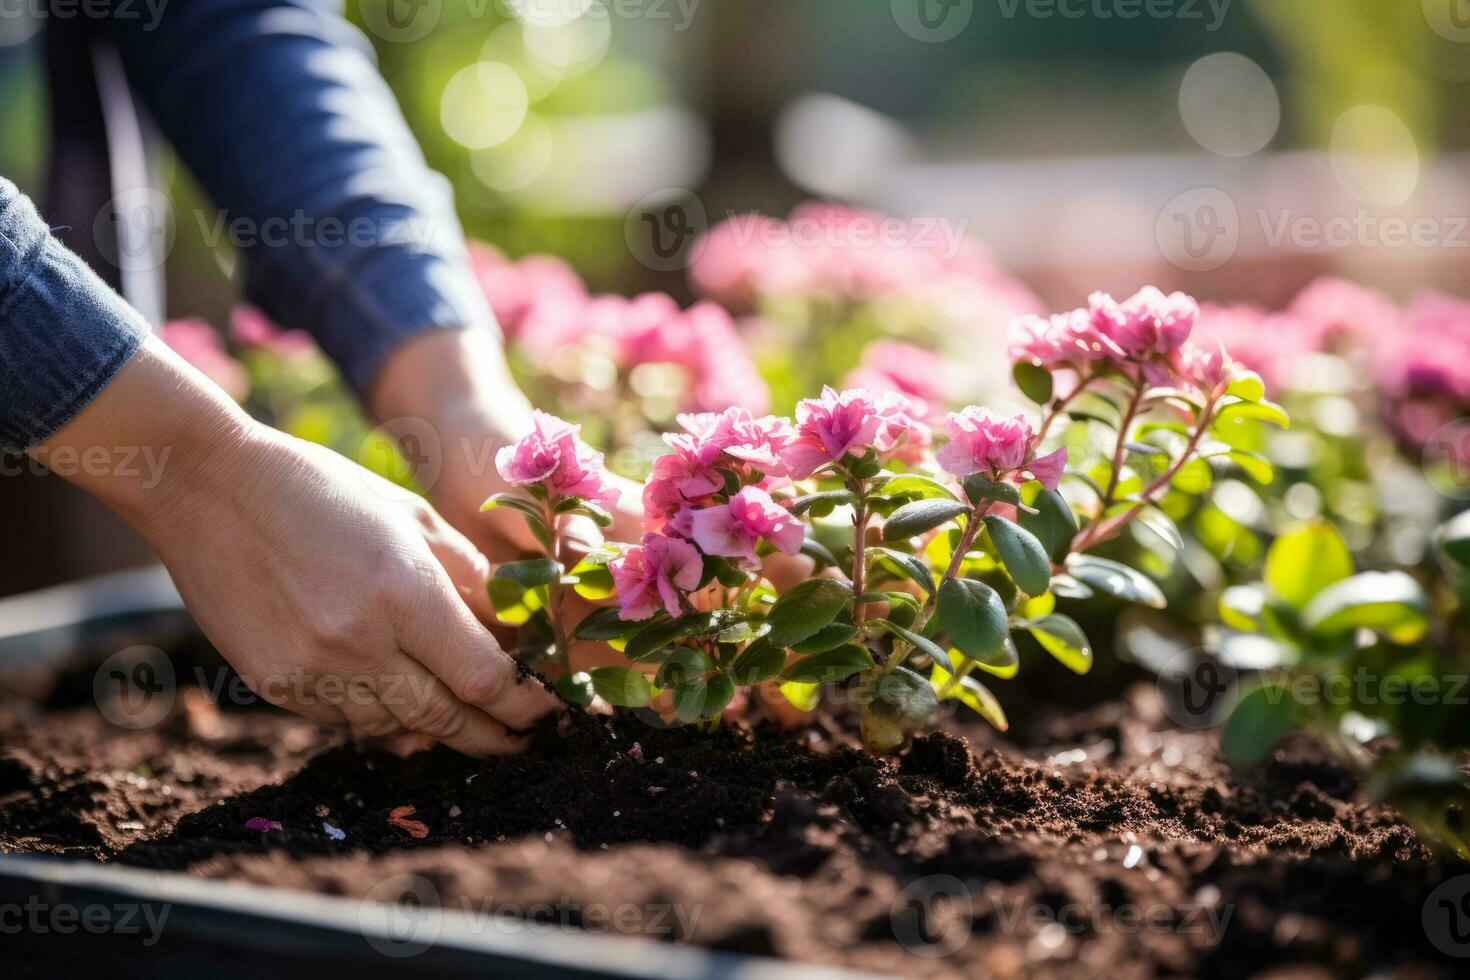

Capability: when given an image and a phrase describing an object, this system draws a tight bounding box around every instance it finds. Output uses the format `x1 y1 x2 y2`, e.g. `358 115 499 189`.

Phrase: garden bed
1 632 1459 979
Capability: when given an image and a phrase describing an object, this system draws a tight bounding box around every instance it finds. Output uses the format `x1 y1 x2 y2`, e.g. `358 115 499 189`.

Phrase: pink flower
494 412 620 510
689 487 805 568
673 408 795 473
936 407 1066 489
844 340 948 404
1009 309 1123 367
469 242 587 341
1288 277 1400 352
1171 340 1235 396
1089 286 1197 358
156 319 248 402
780 386 885 480
872 390 932 461
611 534 705 620
228 306 315 358
1192 304 1306 389
642 448 725 528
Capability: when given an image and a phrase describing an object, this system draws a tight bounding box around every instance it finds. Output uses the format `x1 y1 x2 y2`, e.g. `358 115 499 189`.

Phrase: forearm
105 0 497 396
30 336 261 536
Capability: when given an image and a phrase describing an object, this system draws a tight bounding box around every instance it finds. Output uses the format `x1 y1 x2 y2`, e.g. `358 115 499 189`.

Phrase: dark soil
1 647 1466 979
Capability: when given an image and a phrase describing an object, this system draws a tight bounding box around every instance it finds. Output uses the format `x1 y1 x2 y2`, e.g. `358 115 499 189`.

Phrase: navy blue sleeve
0 177 148 453
105 0 499 395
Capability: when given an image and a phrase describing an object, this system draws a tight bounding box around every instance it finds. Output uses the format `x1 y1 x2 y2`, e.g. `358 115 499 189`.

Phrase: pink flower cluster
936 408 1066 489
470 243 768 414
1008 286 1233 395
689 203 1037 316
495 411 621 511
611 389 930 620
843 339 948 406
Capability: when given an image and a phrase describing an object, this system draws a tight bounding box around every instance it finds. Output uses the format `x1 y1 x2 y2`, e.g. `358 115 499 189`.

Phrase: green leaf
931 666 1008 730
781 644 876 683
1219 585 1266 633
1215 399 1289 429
938 578 1009 659
1026 614 1093 674
865 666 940 731
1437 511 1470 569
764 579 853 648
728 637 786 684
879 475 961 502
673 674 734 722
1225 450 1274 485
1049 574 1093 600
573 606 648 642
494 558 563 589
788 489 858 516
1301 571 1430 644
870 547 937 594
963 475 1022 509
554 672 595 708
487 578 543 626
984 516 1052 596
1014 361 1054 405
626 613 713 662
1227 371 1266 403
554 496 614 528
1170 457 1214 495
588 667 653 708
779 681 821 712
883 499 972 542
792 622 861 654
1019 489 1077 561
479 493 543 518
868 619 954 674
1221 683 1298 765
1134 507 1184 551
963 640 1020 679
1066 555 1166 609
568 559 615 600
655 647 716 689
1264 521 1353 610
800 535 839 568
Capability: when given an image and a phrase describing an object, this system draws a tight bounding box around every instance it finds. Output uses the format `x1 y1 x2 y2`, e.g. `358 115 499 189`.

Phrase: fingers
377 651 530 757
395 567 562 732
416 505 497 626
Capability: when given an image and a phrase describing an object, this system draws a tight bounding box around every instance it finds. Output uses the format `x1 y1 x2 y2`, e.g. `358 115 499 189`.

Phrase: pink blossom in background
844 340 947 405
690 486 804 568
1379 292 1470 403
1191 304 1307 389
228 305 316 359
494 411 621 510
1288 277 1401 352
937 407 1065 488
611 533 704 620
688 213 808 307
468 242 587 341
872 390 932 464
156 319 249 401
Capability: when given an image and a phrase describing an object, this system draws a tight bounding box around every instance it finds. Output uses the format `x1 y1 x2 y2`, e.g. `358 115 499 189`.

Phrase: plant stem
851 497 870 624
1034 372 1097 444
543 499 571 669
1098 378 1146 513
1070 396 1221 553
886 500 994 673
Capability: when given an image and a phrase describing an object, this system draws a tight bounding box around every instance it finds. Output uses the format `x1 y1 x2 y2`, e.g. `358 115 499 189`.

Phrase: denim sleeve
0 178 148 453
104 0 499 396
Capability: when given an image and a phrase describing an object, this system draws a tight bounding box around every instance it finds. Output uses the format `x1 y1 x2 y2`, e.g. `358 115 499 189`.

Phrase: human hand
41 338 561 756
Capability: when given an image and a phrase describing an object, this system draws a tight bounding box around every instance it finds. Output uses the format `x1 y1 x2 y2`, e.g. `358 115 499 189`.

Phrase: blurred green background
3 0 1467 324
